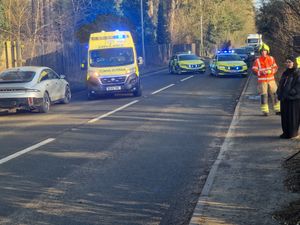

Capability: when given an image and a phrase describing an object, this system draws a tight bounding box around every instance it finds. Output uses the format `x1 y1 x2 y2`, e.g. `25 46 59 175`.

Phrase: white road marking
0 138 56 165
180 75 194 82
88 100 139 123
151 84 175 95
189 74 252 225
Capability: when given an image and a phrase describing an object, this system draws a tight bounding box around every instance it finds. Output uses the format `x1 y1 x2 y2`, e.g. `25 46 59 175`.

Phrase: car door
48 69 65 100
39 69 57 101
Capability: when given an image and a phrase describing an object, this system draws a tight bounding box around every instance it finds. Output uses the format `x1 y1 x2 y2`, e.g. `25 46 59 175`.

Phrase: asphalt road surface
0 69 247 225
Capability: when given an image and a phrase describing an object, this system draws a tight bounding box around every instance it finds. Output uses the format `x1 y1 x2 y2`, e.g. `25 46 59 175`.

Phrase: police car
169 52 206 74
210 50 248 77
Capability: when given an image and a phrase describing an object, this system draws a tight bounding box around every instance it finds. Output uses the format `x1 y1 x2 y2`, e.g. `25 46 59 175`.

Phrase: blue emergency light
217 50 235 54
114 34 126 39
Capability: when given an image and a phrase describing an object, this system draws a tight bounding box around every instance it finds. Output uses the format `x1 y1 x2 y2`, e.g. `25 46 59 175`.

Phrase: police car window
218 55 242 61
179 55 199 60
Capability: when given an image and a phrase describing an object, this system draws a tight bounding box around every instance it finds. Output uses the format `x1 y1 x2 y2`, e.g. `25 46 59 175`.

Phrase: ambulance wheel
133 86 142 97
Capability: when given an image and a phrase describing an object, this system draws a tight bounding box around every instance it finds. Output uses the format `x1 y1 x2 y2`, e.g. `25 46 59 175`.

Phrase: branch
283 0 300 17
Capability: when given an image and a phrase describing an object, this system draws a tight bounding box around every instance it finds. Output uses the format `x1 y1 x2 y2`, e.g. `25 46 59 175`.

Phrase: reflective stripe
261 104 269 113
258 77 275 81
256 59 262 76
257 59 261 69
274 101 280 112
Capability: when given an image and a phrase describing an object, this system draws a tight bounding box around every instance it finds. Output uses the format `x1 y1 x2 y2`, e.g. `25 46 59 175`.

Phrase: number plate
106 86 121 91
229 70 239 73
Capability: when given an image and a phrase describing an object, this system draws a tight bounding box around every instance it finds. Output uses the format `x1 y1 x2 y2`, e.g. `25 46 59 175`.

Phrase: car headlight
125 67 136 74
87 71 101 84
127 74 138 85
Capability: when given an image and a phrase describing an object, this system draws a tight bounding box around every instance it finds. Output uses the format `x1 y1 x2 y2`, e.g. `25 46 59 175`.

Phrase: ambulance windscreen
90 48 134 67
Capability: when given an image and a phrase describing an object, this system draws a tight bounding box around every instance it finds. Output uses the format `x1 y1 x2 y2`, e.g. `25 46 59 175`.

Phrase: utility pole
141 0 146 66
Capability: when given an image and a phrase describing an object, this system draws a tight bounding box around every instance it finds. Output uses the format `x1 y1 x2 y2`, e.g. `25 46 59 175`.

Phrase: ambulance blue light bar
113 34 128 39
217 50 235 54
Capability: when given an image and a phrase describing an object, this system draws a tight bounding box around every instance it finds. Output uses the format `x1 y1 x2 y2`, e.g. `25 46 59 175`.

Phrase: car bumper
87 80 140 95
178 67 206 73
215 69 248 76
0 97 43 109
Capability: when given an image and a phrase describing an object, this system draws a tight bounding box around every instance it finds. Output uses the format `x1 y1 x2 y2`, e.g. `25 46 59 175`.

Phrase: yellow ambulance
84 31 142 99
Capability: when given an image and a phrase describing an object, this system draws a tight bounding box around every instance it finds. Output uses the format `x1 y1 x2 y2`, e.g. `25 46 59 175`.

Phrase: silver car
0 66 71 113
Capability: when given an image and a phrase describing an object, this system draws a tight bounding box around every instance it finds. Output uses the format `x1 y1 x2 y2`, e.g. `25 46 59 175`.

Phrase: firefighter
252 43 280 116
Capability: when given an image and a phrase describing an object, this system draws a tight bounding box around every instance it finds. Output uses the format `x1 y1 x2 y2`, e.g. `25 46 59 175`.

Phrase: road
0 69 247 225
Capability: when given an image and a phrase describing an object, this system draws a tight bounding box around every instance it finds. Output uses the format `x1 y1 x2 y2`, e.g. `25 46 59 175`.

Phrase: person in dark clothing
277 55 300 139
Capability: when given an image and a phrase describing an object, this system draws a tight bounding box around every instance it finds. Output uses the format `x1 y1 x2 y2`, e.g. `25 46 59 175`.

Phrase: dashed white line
0 138 56 165
180 75 194 82
88 100 139 123
151 84 175 95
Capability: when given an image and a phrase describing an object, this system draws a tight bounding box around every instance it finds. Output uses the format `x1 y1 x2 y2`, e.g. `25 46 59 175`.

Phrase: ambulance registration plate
106 86 121 91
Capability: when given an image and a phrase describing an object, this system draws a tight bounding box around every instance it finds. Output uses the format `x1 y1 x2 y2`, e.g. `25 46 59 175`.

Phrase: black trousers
280 99 300 138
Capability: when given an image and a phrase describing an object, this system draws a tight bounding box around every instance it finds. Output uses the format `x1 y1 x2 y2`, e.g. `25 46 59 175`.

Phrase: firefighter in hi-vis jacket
252 43 280 116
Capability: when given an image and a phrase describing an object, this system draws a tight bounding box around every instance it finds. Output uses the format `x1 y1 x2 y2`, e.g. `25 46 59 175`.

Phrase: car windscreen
179 55 200 61
0 70 36 83
245 47 254 53
89 48 134 67
218 55 242 61
247 39 258 43
234 49 247 54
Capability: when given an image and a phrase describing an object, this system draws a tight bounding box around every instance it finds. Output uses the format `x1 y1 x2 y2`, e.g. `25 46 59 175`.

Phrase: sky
253 0 262 8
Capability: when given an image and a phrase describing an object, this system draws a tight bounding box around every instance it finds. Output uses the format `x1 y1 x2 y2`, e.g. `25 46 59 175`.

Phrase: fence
0 41 203 83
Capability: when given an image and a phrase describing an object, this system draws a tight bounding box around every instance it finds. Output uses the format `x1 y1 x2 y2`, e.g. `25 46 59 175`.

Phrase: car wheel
176 67 182 75
39 92 50 113
62 85 71 104
87 91 96 100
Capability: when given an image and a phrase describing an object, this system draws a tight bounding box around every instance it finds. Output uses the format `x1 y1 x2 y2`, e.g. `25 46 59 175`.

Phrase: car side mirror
60 75 66 79
138 56 144 65
81 61 87 70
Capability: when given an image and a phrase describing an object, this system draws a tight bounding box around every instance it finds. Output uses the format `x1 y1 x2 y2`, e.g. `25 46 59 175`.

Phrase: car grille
229 66 242 70
100 76 127 85
188 64 201 68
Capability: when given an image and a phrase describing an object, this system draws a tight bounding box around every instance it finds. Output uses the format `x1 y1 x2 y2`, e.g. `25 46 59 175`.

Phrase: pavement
190 73 300 225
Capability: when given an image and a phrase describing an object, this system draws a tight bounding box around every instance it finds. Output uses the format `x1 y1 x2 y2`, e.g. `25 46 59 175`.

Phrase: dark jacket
277 68 300 101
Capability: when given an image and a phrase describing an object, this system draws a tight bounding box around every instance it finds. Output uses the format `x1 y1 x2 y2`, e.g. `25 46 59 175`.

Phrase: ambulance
83 31 142 99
